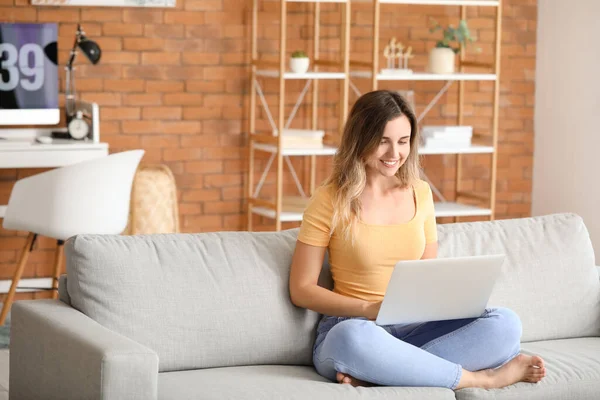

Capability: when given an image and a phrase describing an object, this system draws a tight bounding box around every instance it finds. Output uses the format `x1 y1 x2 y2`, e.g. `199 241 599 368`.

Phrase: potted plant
290 50 310 74
428 19 478 74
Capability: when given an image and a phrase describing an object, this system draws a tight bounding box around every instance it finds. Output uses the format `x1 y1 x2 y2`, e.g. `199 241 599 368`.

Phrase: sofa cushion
455 337 600 400
65 230 321 372
437 213 600 342
157 365 456 400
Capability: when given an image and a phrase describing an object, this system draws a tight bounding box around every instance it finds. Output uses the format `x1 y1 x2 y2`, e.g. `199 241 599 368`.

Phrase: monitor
0 23 59 126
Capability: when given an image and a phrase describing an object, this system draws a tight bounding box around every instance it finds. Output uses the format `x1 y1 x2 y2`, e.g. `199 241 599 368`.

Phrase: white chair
0 150 144 325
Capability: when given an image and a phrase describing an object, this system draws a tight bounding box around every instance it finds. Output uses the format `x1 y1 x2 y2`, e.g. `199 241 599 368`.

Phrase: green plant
429 19 479 54
291 50 308 58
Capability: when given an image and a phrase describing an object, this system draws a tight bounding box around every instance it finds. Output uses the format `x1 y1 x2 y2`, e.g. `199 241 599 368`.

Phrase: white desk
0 140 109 218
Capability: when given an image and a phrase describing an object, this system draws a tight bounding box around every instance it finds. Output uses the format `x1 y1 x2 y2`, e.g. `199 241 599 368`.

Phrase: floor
0 350 8 399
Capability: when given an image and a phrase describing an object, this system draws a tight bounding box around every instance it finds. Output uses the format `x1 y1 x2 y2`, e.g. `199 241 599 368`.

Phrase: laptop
375 254 505 326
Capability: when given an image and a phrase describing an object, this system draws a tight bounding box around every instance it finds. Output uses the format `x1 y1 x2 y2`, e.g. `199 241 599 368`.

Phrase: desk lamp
64 24 101 128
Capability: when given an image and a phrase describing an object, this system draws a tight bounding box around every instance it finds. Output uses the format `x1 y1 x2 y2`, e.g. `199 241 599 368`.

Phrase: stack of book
273 129 324 148
421 126 473 149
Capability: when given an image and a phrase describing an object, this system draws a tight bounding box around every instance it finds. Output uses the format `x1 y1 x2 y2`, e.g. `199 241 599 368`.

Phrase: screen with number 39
0 23 58 116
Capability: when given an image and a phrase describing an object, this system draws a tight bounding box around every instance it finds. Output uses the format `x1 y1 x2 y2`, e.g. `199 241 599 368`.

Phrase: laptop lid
376 254 505 326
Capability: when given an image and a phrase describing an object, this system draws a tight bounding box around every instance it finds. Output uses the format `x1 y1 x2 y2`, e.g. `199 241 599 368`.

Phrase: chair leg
51 240 65 300
0 232 36 326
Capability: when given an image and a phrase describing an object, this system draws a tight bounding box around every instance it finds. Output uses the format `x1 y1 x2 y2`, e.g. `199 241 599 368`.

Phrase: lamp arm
66 24 82 71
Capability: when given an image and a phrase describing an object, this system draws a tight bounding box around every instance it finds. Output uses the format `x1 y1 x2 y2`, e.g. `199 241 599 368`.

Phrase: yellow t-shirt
297 179 438 302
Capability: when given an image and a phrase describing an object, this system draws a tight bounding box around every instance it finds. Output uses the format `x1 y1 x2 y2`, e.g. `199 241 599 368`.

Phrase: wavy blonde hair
323 90 421 243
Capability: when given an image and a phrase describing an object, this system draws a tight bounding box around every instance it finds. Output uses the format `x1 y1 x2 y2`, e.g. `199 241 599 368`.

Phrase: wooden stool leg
51 240 65 300
0 232 36 325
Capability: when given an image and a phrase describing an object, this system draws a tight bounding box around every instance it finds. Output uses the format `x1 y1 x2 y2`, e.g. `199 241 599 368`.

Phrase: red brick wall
0 0 536 299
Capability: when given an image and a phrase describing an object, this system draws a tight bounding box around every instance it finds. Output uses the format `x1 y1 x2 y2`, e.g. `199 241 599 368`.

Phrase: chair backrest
3 150 144 240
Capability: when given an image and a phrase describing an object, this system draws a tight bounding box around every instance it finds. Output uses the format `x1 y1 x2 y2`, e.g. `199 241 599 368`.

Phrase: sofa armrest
10 299 159 400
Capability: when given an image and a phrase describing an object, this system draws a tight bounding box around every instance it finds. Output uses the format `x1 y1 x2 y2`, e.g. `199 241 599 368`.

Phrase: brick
147 81 185 93
104 79 145 93
38 9 80 22
140 136 180 148
183 215 223 231
81 9 122 22
122 120 162 134
182 189 221 202
164 93 204 106
102 107 141 121
123 38 166 51
123 93 162 106
103 23 143 36
145 24 185 38
164 11 205 25
100 51 140 65
142 107 182 120
185 160 223 174
142 52 182 65
81 92 121 106
182 53 220 65
0 7 37 21
123 9 164 24
183 107 221 120
185 0 222 11
162 121 202 135
204 201 241 214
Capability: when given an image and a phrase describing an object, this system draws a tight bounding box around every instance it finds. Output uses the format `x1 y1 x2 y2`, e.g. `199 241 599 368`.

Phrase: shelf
420 144 494 155
288 0 348 2
350 71 497 81
256 70 347 80
353 0 498 5
434 202 491 218
252 201 491 221
253 143 337 156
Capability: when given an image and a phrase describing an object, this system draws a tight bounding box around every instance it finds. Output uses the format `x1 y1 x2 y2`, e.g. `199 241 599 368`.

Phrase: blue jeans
312 307 522 389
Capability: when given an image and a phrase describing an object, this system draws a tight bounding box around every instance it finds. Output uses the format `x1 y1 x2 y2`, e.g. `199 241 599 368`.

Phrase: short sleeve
421 181 438 244
297 185 334 247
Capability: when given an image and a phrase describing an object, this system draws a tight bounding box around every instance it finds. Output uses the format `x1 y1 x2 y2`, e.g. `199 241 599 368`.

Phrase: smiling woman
288 90 546 390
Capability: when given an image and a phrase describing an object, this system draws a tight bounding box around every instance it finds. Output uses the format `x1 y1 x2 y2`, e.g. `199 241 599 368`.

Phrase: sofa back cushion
65 230 320 372
437 213 600 342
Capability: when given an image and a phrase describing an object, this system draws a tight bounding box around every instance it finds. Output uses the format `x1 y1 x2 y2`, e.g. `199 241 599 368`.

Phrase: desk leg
0 232 36 325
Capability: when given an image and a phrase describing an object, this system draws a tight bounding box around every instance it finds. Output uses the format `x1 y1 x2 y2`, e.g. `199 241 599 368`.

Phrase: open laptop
376 254 505 326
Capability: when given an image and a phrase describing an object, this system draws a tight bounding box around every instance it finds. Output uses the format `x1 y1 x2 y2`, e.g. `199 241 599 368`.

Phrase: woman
289 90 546 390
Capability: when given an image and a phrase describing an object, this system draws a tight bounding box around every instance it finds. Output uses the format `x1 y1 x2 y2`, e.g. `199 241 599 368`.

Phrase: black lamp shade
78 39 101 65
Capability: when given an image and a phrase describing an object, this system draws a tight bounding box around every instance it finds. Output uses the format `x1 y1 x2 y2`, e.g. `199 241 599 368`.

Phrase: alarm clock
67 110 90 140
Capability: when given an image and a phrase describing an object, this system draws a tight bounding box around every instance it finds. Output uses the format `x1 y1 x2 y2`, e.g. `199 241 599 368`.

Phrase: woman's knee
486 307 523 348
319 319 378 360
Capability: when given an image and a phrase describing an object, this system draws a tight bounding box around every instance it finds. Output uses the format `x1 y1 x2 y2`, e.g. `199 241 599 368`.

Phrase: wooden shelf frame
248 0 351 231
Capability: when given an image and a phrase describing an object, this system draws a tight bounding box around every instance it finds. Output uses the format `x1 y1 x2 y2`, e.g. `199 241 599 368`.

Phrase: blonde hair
323 90 421 243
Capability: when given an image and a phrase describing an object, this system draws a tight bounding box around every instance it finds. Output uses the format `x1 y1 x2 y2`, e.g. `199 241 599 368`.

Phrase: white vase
290 57 310 74
428 47 456 74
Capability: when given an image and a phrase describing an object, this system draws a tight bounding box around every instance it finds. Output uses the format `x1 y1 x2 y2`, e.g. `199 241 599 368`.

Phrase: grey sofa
9 213 600 400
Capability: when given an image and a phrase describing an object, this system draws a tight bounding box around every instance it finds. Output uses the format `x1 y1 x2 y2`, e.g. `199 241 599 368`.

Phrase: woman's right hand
363 300 383 321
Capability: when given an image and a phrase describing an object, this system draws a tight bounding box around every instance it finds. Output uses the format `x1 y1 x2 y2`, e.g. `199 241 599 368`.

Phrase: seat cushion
65 230 321 373
437 213 600 342
158 365 456 400
456 337 600 400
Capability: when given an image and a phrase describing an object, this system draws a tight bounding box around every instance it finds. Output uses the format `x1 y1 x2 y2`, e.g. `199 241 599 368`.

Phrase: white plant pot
290 57 310 74
428 47 456 74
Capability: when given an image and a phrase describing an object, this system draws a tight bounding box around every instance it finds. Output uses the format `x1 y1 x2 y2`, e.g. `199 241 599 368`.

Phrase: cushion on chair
65 230 321 373
157 365 456 400
437 213 600 342
456 337 600 400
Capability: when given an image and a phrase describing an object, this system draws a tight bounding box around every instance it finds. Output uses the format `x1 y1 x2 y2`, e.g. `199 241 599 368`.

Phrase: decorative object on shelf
274 129 324 149
421 125 473 149
428 19 478 74
65 24 101 125
31 0 175 7
290 50 310 74
382 37 413 75
67 110 90 140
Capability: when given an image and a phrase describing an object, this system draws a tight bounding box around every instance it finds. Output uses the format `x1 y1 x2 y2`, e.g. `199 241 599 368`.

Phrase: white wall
532 0 600 259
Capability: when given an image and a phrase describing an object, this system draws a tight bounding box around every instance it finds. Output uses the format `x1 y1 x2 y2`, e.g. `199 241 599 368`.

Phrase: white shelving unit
350 71 497 81
348 0 503 220
248 0 350 231
256 70 347 80
254 143 338 156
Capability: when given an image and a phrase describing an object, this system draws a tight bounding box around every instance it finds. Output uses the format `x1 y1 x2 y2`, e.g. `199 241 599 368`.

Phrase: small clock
68 110 90 140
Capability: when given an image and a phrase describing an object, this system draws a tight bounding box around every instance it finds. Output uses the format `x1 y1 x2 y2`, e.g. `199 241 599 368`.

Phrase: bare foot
457 354 546 390
336 372 371 387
